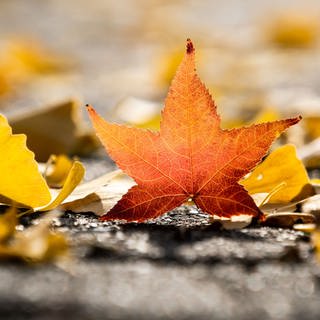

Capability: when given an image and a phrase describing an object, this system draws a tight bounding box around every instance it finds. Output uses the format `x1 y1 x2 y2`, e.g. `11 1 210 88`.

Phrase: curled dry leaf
9 99 99 162
61 170 132 215
44 154 74 188
87 39 301 222
31 161 85 213
301 194 320 219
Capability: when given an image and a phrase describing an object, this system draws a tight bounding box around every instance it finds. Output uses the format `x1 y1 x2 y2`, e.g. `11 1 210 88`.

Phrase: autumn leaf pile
1 38 320 263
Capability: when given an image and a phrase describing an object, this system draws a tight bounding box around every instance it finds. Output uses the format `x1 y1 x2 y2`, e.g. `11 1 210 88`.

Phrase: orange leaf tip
186 38 194 54
86 104 96 115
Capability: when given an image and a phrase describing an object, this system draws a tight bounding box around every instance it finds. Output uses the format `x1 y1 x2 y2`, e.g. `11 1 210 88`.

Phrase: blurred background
0 0 320 161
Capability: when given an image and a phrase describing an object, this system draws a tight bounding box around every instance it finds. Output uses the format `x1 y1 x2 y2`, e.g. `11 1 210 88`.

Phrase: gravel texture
1 207 320 320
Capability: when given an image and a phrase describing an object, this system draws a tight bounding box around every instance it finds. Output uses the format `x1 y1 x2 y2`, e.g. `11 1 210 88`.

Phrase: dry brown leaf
9 99 99 161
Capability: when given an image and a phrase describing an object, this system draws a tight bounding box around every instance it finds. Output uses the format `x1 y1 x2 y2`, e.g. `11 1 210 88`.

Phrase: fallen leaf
1 39 70 79
0 112 86 211
267 12 319 48
0 114 51 207
241 144 314 203
301 194 320 217
0 210 68 263
9 99 99 161
44 154 74 188
33 161 85 212
87 39 301 222
61 170 131 215
0 207 17 242
251 182 287 207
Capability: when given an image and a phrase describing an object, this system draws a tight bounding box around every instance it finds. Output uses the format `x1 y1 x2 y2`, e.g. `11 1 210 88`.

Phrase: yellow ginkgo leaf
18 160 85 216
241 144 314 203
39 161 85 212
0 114 51 208
44 154 74 188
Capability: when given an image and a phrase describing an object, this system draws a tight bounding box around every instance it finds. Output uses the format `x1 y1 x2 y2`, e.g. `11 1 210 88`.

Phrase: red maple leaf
87 39 301 222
